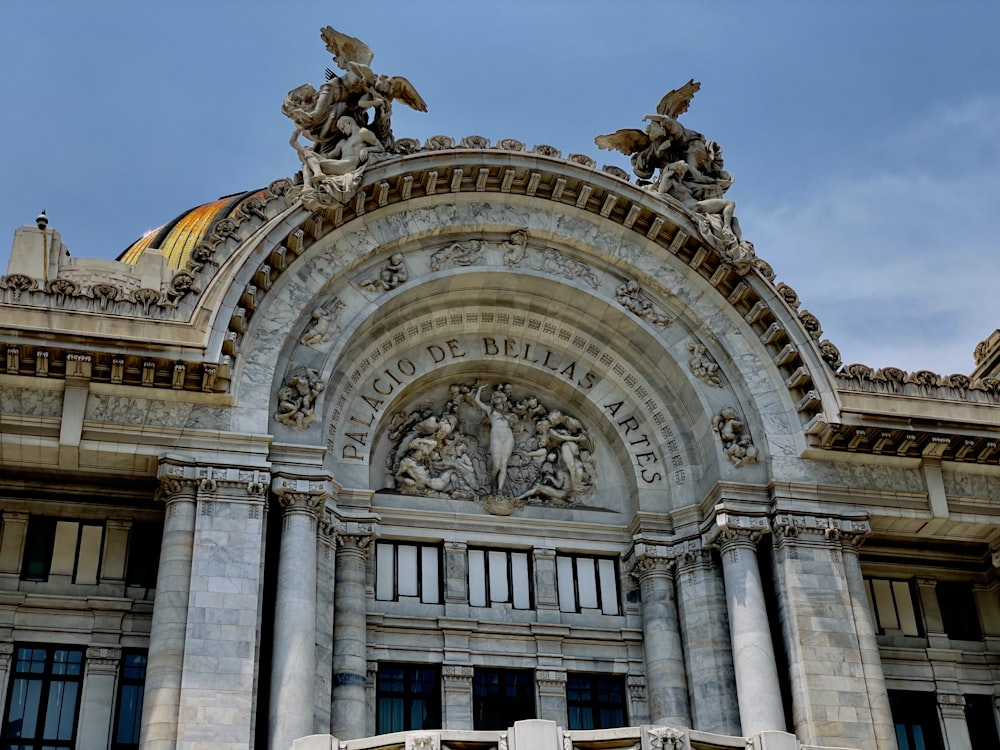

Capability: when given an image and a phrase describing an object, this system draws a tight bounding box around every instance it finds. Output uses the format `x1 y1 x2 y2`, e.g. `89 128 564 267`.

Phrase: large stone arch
211 151 834 511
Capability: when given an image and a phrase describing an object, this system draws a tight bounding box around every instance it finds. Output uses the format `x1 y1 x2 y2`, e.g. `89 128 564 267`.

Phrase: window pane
511 553 530 609
76 524 103 584
43 680 78 740
557 556 576 612
488 551 509 603
577 559 598 609
872 579 899 630
397 545 419 597
7 678 43 737
49 522 80 577
375 543 395 601
421 547 439 603
598 559 618 615
469 550 486 607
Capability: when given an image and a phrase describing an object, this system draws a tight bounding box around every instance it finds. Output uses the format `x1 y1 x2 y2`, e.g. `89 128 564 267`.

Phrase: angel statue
282 26 427 209
595 81 756 274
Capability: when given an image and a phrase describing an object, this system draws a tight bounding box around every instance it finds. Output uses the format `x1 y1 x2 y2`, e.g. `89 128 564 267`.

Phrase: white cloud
742 97 1000 375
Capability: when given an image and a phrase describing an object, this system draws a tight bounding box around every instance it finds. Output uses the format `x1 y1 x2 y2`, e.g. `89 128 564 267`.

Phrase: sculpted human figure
660 161 740 240
516 452 572 503
472 384 516 493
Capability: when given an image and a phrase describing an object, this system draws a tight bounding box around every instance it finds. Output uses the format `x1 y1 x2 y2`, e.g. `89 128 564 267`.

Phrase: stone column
331 521 377 740
270 477 329 750
675 543 740 736
537 670 568 726
840 525 897 750
714 513 785 736
79 646 121 749
140 464 198 749
937 693 973 750
315 512 337 735
442 665 474 729
629 544 690 726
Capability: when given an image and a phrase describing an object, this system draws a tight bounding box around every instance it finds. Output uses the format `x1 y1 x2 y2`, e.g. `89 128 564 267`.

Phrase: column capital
272 475 332 517
0 510 29 522
0 641 13 669
991 544 1000 569
936 692 966 719
712 512 769 551
536 669 567 693
85 646 122 675
441 664 474 683
193 465 271 499
335 520 379 556
627 673 647 703
771 512 871 549
625 540 675 581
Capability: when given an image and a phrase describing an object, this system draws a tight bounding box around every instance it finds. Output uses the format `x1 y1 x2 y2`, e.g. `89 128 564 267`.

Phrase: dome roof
118 189 264 270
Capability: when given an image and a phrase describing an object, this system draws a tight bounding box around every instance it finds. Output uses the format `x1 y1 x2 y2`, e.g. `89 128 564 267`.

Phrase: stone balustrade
292 720 863 750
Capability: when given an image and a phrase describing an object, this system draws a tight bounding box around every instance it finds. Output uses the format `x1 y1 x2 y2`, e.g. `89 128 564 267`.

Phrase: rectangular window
888 690 944 750
566 673 627 730
125 522 162 589
936 581 982 641
473 668 535 730
965 694 1000 750
375 663 440 734
375 542 441 603
112 651 148 750
556 554 619 615
1 645 84 750
468 549 532 609
864 577 922 636
21 517 105 584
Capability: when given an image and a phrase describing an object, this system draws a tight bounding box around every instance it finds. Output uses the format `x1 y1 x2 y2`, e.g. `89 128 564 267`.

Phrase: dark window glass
375 663 440 734
125 523 162 588
566 673 627 730
473 668 534 730
889 690 944 750
965 694 1000 750
20 518 56 582
1 645 84 750
112 651 148 749
936 581 982 641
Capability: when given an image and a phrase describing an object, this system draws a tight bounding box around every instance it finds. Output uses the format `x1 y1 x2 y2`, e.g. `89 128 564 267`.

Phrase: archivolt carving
387 382 595 505
275 366 325 429
300 297 345 347
616 280 670 327
359 253 408 292
687 342 723 387
430 241 484 271
713 406 758 468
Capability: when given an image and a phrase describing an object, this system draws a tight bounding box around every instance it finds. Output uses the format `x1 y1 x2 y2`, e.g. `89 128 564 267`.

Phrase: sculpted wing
594 128 650 156
656 79 701 119
386 75 428 112
320 25 374 70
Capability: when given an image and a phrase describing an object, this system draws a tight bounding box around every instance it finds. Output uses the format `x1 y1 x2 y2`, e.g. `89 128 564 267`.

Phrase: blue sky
2 1 998 375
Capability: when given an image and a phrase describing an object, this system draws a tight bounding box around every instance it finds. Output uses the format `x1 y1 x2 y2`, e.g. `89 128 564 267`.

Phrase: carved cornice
772 513 871 549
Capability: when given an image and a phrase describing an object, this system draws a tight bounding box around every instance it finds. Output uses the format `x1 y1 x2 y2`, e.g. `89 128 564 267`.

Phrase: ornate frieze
647 726 689 750
386 382 596 506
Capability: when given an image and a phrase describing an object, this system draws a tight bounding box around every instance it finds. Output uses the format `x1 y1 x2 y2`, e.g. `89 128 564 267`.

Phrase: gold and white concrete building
1 26 999 750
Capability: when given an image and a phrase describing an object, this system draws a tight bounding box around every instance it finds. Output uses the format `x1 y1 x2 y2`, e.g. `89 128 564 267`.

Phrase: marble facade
2 29 1000 750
